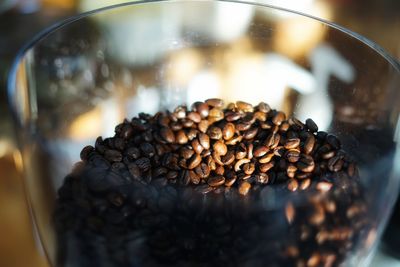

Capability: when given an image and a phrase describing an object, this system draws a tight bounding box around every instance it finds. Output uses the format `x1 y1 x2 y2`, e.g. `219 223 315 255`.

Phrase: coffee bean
128 163 141 179
140 142 155 157
205 98 224 108
272 111 285 125
288 117 305 130
197 132 210 149
225 111 240 122
243 163 255 175
253 145 269 158
328 155 344 172
243 127 258 139
305 118 318 133
236 101 253 112
213 140 227 156
259 152 275 164
196 120 208 133
247 143 254 159
192 102 209 118
221 151 235 165
195 184 214 194
195 163 210 178
187 153 202 169
166 170 178 180
104 149 123 162
236 143 247 160
191 139 204 154
326 134 341 150
238 181 251 195
255 173 269 184
259 162 274 173
209 108 224 120
235 158 250 172
80 145 94 161
207 126 222 140
287 179 299 191
224 177 237 187
286 149 300 163
284 138 300 150
180 147 194 159
304 135 315 155
187 112 201 123
178 170 191 186
207 176 226 187
135 157 151 171
300 178 311 190
222 123 235 140
225 135 243 145
175 130 188 144
189 170 200 184
160 127 175 143
236 122 251 131
297 154 315 173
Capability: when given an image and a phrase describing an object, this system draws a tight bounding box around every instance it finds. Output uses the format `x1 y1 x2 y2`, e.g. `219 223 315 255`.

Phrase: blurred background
0 0 399 266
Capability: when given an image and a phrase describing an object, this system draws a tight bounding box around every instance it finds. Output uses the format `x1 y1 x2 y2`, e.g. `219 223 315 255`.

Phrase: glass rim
7 0 400 109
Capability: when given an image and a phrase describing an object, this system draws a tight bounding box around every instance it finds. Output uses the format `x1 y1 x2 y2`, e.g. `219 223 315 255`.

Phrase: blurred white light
187 70 220 104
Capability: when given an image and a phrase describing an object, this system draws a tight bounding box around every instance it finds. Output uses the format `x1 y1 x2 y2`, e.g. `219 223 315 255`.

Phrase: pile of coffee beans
54 99 371 267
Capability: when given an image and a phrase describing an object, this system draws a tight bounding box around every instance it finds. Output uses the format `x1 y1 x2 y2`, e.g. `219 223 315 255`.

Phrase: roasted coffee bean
213 140 228 156
287 179 299 191
195 184 214 194
284 138 300 150
209 108 224 120
189 170 200 184
326 134 341 150
166 170 178 180
257 102 271 113
247 143 254 159
140 142 155 157
238 181 251 195
198 133 210 149
128 163 141 179
135 157 151 171
304 135 316 155
259 152 275 164
178 170 191 186
243 163 255 175
80 145 94 161
235 158 250 172
205 98 224 108
187 112 201 123
254 146 269 158
187 153 202 169
300 178 311 190
198 120 209 133
195 163 210 178
95 136 106 154
207 126 222 140
254 111 267 122
207 176 226 187
191 139 204 154
255 173 269 184
224 177 236 187
243 127 258 139
297 154 315 173
160 127 175 143
286 149 300 163
236 101 253 112
176 130 188 144
215 165 225 175
180 147 194 159
236 143 247 160
221 151 235 165
272 111 286 125
222 123 235 140
328 156 344 172
289 117 305 130
225 135 243 145
192 102 209 118
260 162 274 173
305 118 318 133
104 149 123 162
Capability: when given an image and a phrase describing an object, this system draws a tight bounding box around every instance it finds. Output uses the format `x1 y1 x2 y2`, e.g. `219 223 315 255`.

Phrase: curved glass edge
6 0 400 128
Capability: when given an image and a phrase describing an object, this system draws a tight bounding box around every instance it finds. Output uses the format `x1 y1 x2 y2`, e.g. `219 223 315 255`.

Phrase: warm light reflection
68 107 102 140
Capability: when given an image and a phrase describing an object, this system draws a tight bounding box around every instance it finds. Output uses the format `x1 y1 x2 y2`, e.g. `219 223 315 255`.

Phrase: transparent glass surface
7 1 400 266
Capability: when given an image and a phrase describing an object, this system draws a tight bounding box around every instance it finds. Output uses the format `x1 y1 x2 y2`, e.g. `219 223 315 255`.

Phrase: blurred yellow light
68 108 102 140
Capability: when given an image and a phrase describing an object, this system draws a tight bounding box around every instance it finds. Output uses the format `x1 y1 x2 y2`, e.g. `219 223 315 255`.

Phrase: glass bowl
7 1 400 266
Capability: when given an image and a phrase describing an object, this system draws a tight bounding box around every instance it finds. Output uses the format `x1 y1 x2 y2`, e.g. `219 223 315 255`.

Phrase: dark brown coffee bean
286 149 300 163
225 111 241 122
305 118 318 132
297 154 315 173
225 135 243 145
104 149 123 162
128 163 141 179
205 98 224 108
307 253 321 267
195 163 210 178
140 142 156 157
288 117 305 130
215 165 225 175
272 111 286 125
236 122 251 131
253 145 269 158
284 138 300 150
154 167 168 177
243 127 258 139
300 178 311 190
304 135 315 155
221 151 235 165
213 140 227 156
175 130 188 144
235 143 247 160
347 162 356 177
187 111 201 123
198 120 209 133
255 173 269 184
328 155 344 172
160 127 175 143
195 184 214 194
206 155 217 171
191 139 204 154
192 102 209 118
222 123 235 140
212 151 224 166
180 147 194 159
187 153 201 169
80 145 94 161
238 181 251 195
170 121 183 131
260 162 274 172
135 157 151 171
326 134 341 150
274 146 285 157
316 131 328 140
95 136 106 154
189 170 200 184
120 124 134 139
208 126 222 140
166 170 178 180
207 176 225 187
236 101 253 112
178 170 191 186
257 102 271 113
